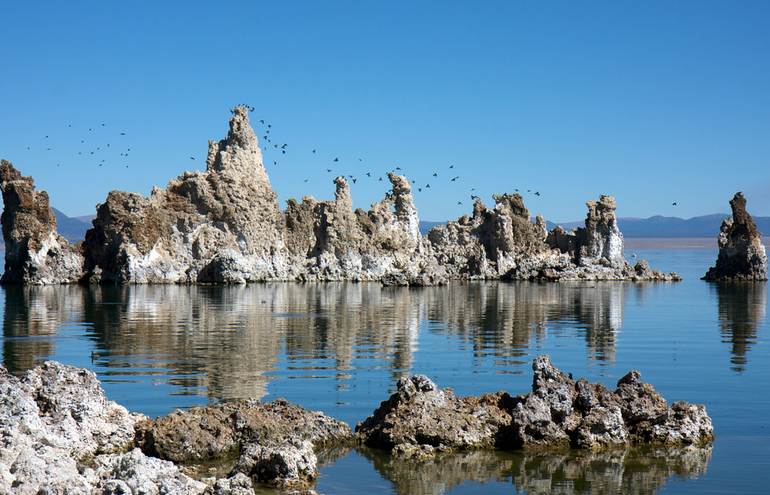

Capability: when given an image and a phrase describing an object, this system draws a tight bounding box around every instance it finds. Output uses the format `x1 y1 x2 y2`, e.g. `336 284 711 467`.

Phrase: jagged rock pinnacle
703 192 768 281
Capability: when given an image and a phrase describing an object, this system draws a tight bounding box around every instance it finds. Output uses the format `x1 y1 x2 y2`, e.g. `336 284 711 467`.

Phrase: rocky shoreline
1 356 712 494
0 107 679 285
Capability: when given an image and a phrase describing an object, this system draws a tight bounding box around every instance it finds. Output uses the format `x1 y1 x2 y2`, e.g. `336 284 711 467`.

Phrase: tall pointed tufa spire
206 106 266 180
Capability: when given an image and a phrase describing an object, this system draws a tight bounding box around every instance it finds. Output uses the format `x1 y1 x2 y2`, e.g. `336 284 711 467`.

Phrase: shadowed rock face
0 160 84 284
356 356 713 456
1 107 676 285
703 192 768 281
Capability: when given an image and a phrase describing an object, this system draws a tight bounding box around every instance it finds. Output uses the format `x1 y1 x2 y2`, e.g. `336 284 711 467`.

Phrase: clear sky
1 0 769 222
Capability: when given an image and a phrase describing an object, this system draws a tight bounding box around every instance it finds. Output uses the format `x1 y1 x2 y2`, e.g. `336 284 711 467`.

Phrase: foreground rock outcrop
703 192 768 281
0 361 348 493
0 362 207 494
0 160 84 284
1 107 677 284
356 355 713 456
135 398 352 489
1 357 713 493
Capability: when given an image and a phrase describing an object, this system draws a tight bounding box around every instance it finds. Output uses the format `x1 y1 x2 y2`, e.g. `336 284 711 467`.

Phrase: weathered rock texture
703 192 768 281
0 361 208 494
2 358 713 492
135 398 352 488
356 355 713 456
1 107 677 284
0 160 84 284
1 361 350 493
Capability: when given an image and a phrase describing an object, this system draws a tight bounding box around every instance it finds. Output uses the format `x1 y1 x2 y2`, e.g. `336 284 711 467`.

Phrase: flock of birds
24 122 132 169
20 106 680 211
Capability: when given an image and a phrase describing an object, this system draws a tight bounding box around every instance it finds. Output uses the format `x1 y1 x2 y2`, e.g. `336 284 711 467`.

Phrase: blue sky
1 0 769 222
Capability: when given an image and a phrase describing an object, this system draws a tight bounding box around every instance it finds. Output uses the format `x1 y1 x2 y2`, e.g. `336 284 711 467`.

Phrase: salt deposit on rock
0 160 84 284
357 355 713 456
1 107 678 285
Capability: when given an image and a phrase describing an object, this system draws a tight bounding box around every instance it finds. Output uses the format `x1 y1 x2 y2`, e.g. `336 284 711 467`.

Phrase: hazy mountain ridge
420 214 770 238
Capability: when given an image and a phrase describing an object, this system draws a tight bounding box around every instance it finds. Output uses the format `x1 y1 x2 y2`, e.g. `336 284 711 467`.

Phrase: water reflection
1 283 633 397
714 282 767 372
356 445 711 495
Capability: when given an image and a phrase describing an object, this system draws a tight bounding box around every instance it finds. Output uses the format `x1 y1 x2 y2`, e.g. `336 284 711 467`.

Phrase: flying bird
189 157 195 160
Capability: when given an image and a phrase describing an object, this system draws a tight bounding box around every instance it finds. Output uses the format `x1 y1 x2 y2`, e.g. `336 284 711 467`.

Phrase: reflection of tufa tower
715 282 767 372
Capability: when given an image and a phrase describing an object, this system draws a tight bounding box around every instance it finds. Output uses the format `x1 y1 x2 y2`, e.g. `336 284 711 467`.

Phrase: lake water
1 241 768 494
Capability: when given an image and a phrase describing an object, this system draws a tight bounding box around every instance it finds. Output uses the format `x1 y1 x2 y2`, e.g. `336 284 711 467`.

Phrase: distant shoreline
624 237 770 250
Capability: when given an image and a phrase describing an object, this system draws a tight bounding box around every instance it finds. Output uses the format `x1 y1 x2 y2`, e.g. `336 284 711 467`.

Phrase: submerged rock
0 160 84 284
703 192 768 281
1 107 677 285
357 355 713 456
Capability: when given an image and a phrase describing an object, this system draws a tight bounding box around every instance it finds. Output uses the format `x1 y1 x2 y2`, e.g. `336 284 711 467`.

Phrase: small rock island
0 106 677 285
703 192 768 281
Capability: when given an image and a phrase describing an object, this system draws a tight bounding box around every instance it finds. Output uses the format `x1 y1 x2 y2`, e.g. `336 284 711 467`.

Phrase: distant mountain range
419 214 770 238
52 208 91 243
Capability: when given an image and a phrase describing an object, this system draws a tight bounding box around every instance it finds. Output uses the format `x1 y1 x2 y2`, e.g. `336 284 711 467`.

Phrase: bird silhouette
535 192 541 196
189 157 195 160
334 157 339 162
449 165 454 169
120 132 126 136
457 201 463 205
366 172 371 177
304 179 309 183
451 177 458 182
432 172 438 177
672 202 678 206
312 149 316 154
326 168 332 172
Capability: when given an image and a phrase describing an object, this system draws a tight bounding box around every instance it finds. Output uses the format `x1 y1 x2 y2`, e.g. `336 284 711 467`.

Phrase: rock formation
356 355 713 456
82 106 287 283
1 107 678 284
1 361 349 493
1 358 713 492
0 160 83 284
703 192 768 281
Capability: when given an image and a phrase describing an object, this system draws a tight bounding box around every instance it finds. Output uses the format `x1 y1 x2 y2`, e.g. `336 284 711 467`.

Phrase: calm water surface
1 244 768 494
